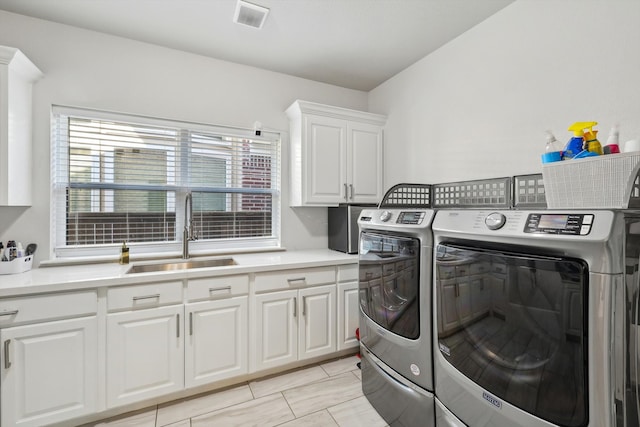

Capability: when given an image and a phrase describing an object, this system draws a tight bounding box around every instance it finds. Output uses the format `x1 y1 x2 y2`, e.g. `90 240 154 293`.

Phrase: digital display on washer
537 214 569 229
524 213 594 235
397 211 425 225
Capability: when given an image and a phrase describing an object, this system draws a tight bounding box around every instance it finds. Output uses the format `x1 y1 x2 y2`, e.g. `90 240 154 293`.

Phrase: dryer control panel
396 211 426 225
524 213 594 235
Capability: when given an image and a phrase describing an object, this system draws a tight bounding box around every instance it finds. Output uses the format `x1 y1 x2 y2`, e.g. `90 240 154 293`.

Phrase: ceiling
0 0 514 91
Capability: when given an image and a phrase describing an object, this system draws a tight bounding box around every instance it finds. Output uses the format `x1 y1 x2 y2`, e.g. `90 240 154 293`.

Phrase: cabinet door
303 114 347 204
299 285 336 360
457 279 472 324
1 317 98 427
470 276 491 319
438 280 460 334
254 290 298 371
347 121 383 203
337 281 360 350
489 274 507 316
106 305 184 408
185 297 248 388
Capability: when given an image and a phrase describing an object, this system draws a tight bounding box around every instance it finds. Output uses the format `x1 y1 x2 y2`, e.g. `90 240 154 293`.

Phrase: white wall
370 0 640 187
0 10 368 262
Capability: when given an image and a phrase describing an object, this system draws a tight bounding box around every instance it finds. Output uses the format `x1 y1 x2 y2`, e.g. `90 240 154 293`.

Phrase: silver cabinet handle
287 277 306 284
344 183 348 201
293 297 297 317
189 312 193 336
4 339 10 369
302 296 307 316
132 294 160 302
349 184 354 200
209 286 231 295
176 314 180 338
0 310 18 317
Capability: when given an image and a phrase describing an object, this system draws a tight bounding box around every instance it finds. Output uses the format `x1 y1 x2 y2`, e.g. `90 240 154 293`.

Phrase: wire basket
541 152 640 209
379 183 432 208
513 174 547 209
433 177 511 209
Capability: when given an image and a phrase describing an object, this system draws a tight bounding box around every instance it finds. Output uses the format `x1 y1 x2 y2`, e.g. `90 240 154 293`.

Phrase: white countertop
0 250 358 298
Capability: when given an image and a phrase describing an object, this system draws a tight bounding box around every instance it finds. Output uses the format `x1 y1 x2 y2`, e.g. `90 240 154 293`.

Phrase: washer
359 206 435 426
432 208 640 427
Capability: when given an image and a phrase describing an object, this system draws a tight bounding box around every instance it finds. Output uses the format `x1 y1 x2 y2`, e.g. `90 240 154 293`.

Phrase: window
51 106 281 259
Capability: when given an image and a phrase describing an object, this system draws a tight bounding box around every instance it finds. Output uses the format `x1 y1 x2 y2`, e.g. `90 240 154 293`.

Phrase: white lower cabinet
185 296 248 388
254 284 336 371
337 281 359 350
1 316 98 427
298 285 336 360
0 262 357 426
106 305 184 408
254 289 298 370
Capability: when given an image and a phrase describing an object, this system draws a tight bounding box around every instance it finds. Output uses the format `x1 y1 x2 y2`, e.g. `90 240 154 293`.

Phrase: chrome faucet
183 192 197 259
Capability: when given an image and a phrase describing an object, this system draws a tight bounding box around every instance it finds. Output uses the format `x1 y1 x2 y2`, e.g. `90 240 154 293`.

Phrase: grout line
246 379 257 400
279 391 297 424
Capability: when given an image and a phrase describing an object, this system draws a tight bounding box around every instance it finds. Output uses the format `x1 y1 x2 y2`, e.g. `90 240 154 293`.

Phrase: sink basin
126 257 236 274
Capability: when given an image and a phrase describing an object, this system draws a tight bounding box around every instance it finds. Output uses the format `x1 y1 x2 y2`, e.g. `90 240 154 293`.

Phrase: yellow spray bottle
583 122 603 155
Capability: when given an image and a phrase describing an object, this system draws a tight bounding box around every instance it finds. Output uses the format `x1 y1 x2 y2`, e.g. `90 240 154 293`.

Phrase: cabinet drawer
254 267 335 293
187 275 249 301
437 265 456 280
470 262 489 275
337 264 357 283
108 281 183 311
455 264 470 276
0 291 97 326
492 262 507 275
360 264 382 281
382 261 396 276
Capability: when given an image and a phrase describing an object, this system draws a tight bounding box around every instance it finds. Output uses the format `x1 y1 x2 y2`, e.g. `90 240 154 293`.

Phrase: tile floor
86 355 388 427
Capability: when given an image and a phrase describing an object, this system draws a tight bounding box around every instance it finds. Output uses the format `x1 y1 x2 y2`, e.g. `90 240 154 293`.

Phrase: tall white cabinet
0 46 43 206
286 100 386 206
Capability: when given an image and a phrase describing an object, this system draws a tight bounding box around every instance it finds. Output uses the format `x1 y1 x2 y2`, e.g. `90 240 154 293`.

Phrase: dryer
359 206 435 426
432 209 640 427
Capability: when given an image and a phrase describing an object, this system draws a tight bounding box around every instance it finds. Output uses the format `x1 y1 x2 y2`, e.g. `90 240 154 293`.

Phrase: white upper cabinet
0 46 43 206
286 100 386 207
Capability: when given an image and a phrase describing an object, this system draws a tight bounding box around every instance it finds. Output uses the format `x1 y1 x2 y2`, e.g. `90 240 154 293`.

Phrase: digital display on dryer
397 211 425 224
537 214 569 229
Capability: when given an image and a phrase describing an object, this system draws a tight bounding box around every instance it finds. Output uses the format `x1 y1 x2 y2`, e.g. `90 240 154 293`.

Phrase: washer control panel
485 212 506 230
524 213 594 235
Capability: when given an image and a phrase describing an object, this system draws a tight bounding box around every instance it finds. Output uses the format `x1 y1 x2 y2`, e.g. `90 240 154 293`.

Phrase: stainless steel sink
126 257 236 274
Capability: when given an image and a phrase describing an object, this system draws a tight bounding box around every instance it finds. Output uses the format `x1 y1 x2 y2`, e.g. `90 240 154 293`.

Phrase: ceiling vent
233 0 270 29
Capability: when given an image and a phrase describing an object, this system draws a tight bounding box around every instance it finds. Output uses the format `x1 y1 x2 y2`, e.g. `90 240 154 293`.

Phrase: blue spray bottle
565 122 596 159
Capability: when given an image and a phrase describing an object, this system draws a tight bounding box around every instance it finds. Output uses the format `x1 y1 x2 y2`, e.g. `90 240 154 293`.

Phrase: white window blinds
51 106 281 258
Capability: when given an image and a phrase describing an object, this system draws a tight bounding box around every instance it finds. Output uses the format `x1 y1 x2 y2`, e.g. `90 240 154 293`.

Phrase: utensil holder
0 256 33 275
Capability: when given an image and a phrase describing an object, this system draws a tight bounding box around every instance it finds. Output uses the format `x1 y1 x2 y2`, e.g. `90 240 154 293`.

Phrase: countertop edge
0 250 359 298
